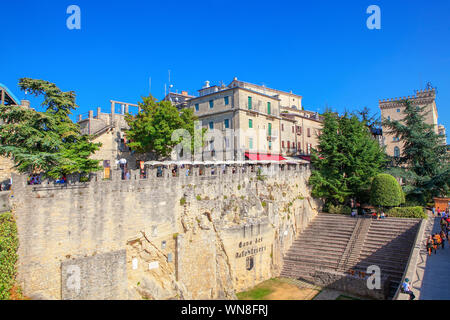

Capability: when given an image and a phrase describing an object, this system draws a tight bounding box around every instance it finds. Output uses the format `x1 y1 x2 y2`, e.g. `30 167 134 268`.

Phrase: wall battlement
379 88 436 109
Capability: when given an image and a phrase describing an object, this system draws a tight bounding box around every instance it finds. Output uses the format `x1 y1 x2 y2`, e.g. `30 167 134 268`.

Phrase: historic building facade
185 78 323 160
379 88 446 158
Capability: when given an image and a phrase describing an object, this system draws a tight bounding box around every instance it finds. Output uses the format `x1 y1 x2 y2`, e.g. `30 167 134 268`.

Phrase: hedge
327 204 352 215
0 212 19 300
386 206 427 219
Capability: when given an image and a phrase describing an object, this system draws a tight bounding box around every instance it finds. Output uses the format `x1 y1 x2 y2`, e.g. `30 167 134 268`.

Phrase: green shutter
267 102 271 115
249 119 253 128
268 123 272 136
248 96 252 110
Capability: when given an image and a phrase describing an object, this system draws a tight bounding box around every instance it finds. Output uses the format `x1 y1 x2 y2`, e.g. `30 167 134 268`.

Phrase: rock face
11 164 320 300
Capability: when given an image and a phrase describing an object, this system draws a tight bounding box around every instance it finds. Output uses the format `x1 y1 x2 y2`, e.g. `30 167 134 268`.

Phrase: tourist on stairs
402 279 415 300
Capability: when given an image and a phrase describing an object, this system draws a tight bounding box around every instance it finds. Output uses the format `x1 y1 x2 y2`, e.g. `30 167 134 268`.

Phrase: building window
298 126 302 135
387 116 391 121
394 146 400 157
224 96 229 105
209 122 214 130
281 124 284 131
282 141 285 148
249 119 253 129
397 109 400 113
246 256 254 271
268 123 272 136
298 142 301 151
269 141 272 150
249 138 253 150
209 100 214 109
248 96 252 110
224 119 229 129
292 126 294 133
195 103 199 112
307 128 311 137
287 141 290 149
267 102 271 115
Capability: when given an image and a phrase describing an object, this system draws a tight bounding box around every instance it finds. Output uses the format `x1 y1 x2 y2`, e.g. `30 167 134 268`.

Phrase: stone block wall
11 163 320 299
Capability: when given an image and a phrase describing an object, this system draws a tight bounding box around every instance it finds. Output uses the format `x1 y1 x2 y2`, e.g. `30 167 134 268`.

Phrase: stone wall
0 191 11 213
312 269 390 300
11 163 320 300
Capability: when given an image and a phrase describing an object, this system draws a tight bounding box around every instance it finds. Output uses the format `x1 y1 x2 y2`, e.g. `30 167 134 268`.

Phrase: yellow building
379 88 446 158
188 79 283 160
187 78 323 160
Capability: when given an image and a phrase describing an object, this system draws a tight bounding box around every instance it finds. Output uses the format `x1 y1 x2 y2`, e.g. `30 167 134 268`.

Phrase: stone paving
415 214 450 300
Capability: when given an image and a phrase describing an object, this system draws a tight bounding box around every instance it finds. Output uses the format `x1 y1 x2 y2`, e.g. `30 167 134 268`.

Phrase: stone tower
378 88 442 158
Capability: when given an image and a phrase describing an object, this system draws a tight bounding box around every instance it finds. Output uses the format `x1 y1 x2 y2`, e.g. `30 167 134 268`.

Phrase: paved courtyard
412 215 450 300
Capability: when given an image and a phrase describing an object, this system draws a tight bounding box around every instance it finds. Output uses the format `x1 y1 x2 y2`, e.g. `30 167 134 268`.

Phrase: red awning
245 152 287 161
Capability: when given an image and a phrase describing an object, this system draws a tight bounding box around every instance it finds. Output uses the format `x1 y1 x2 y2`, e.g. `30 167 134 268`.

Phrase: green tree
383 100 449 203
0 78 102 178
125 95 205 159
309 111 386 205
370 173 403 207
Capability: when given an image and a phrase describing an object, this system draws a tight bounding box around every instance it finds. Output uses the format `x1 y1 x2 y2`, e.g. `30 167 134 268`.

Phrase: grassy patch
237 279 281 300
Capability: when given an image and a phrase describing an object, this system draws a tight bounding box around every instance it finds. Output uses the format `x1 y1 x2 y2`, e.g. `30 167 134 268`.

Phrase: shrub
196 195 202 201
327 204 352 215
261 201 267 207
386 206 427 219
370 174 403 207
0 212 19 300
179 198 186 206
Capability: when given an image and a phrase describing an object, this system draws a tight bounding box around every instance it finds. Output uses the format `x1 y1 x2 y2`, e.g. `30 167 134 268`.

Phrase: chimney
203 81 210 89
181 91 188 96
21 100 30 108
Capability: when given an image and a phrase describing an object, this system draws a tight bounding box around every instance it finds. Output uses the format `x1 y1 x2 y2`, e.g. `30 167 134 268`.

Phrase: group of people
427 211 450 256
401 206 450 301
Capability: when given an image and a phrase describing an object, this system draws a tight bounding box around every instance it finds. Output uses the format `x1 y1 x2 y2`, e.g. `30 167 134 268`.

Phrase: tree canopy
383 100 449 203
125 95 205 159
0 78 102 178
309 111 386 205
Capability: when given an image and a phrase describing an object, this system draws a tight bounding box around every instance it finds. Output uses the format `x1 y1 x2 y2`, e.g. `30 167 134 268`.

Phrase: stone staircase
351 217 421 298
280 213 421 299
280 213 358 282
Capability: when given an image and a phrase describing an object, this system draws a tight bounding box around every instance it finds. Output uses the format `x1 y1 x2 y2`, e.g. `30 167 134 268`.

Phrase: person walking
439 231 446 249
402 278 415 300
427 235 436 256
433 233 441 251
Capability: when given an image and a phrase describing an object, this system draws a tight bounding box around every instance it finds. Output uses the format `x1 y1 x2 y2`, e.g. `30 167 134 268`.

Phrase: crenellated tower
378 88 443 158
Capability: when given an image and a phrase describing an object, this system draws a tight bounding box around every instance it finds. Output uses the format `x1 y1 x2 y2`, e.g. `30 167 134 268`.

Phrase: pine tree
309 111 386 205
0 78 102 178
383 100 449 203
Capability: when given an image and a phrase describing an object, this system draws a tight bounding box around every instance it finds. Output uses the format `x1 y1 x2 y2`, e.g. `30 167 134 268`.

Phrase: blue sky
1 0 449 132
